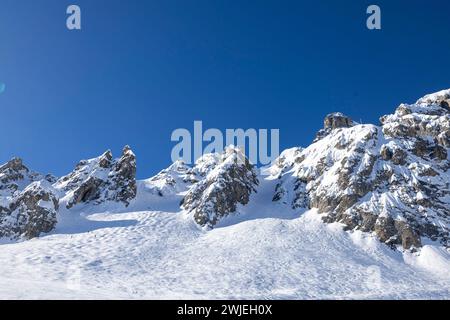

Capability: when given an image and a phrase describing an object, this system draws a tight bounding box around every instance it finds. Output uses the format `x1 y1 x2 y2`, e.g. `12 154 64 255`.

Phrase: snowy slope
0 89 449 299
0 175 448 299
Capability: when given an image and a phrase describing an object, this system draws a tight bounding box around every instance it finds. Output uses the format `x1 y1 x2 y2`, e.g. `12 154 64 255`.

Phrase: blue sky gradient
1 0 450 178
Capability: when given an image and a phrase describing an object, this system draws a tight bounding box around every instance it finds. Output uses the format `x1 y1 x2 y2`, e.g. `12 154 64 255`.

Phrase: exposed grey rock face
111 145 137 204
0 157 52 198
55 146 137 208
271 90 450 250
0 181 59 239
181 147 259 227
0 158 27 191
0 158 58 240
314 112 356 142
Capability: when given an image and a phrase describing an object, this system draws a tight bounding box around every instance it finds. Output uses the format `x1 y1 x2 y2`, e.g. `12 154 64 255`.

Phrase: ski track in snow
0 178 449 299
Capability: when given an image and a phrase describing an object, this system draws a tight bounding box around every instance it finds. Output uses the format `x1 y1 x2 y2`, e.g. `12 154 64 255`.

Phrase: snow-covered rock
0 180 59 239
55 146 137 209
181 146 259 227
271 90 450 249
142 160 197 197
314 112 357 142
0 158 58 239
1 88 448 253
0 157 54 198
0 88 449 299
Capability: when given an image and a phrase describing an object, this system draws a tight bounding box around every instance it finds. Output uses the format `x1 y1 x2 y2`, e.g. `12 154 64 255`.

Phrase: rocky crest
142 147 259 226
181 147 259 227
54 146 137 208
0 158 58 239
0 146 137 240
271 90 450 249
0 180 59 240
0 157 54 198
314 112 357 142
1 181 59 239
0 89 449 250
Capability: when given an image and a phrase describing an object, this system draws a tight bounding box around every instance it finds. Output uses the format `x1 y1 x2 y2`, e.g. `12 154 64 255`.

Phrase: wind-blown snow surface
0 176 448 299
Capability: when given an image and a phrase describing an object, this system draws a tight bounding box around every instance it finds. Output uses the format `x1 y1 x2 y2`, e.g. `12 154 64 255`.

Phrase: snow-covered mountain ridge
271 96 450 249
0 88 449 299
1 89 449 251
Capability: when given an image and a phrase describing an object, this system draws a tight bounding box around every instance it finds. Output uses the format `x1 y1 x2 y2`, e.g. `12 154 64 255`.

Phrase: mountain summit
270 90 449 249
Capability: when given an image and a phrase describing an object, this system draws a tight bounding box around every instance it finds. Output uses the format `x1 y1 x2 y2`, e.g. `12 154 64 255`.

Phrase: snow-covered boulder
182 147 259 227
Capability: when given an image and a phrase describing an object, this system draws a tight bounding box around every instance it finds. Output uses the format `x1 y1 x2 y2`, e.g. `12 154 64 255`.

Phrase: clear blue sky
1 0 449 178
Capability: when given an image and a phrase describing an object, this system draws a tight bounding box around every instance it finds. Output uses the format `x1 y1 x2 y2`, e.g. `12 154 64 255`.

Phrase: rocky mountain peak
416 89 450 111
0 157 26 172
380 90 450 157
324 112 355 130
314 112 356 142
2 180 59 239
182 146 259 227
98 150 113 168
123 145 133 154
0 157 59 240
0 157 49 198
272 89 450 250
0 89 448 252
0 157 29 182
55 146 137 209
110 146 137 204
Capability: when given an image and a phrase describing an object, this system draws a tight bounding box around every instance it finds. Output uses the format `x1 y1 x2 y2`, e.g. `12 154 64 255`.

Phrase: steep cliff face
54 146 137 208
181 147 259 227
271 90 450 249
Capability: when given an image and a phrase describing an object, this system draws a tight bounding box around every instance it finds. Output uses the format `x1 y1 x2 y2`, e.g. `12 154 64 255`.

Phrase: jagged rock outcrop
0 158 58 239
314 112 357 142
55 146 137 208
111 145 137 203
181 147 259 227
272 90 450 250
1 89 448 250
0 181 59 239
0 146 137 240
0 157 53 198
